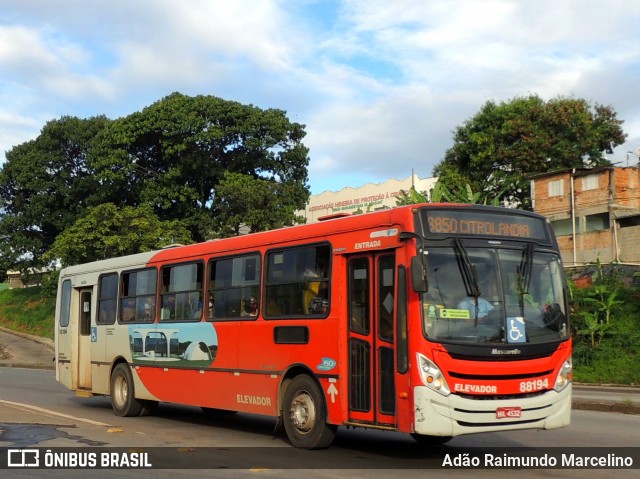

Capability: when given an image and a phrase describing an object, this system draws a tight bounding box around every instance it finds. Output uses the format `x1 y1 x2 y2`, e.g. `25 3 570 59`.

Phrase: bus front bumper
413 385 572 437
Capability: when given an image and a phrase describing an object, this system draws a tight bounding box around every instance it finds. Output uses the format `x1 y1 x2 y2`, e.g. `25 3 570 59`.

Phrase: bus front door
77 289 93 390
347 252 396 427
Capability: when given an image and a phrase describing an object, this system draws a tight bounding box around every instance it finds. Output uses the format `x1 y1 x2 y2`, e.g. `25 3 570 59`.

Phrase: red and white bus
55 204 572 448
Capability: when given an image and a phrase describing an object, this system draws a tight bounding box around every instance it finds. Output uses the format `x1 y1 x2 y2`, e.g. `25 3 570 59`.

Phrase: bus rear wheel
282 375 336 449
110 363 145 417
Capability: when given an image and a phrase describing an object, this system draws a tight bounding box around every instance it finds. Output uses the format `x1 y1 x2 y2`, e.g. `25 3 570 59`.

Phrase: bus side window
59 279 72 328
208 253 261 320
160 262 204 321
120 268 157 323
97 273 118 325
265 244 331 319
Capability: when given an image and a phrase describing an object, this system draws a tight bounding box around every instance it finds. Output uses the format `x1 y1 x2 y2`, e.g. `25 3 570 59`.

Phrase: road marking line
0 399 112 426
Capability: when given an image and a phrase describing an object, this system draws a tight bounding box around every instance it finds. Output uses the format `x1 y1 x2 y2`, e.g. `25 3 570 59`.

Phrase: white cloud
0 110 41 155
0 0 639 194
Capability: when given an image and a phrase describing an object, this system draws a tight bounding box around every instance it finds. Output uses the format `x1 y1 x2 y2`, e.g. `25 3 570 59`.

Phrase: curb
572 400 640 415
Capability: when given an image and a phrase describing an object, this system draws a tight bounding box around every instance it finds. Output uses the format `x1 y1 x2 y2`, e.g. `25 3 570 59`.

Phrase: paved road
0 327 638 412
0 327 55 368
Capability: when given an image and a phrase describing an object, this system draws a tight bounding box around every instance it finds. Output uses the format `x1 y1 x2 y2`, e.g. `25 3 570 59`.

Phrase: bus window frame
159 260 205 322
119 267 158 324
207 251 262 321
59 279 72 328
97 272 118 325
264 242 332 320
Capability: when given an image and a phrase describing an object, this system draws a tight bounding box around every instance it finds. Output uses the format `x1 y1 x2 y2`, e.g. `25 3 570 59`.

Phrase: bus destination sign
423 210 549 241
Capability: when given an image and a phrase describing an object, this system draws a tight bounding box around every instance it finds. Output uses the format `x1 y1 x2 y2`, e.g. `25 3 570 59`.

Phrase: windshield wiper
454 239 481 325
516 242 534 313
518 242 534 295
454 239 480 298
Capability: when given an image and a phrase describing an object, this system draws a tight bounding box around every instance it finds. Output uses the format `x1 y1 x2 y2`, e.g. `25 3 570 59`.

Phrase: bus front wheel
110 363 145 417
282 375 337 449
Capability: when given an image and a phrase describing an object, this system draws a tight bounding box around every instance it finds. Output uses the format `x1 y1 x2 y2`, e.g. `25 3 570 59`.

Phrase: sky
1 0 639 195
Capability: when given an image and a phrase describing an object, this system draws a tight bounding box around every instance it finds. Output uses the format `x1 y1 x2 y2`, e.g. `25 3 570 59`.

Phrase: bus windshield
421 246 568 345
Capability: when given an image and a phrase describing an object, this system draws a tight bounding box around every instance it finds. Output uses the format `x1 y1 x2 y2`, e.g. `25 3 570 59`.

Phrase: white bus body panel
55 251 158 397
413 385 571 436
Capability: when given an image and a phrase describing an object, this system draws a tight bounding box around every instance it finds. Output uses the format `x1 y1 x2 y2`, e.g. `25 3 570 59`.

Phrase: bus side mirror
411 255 428 293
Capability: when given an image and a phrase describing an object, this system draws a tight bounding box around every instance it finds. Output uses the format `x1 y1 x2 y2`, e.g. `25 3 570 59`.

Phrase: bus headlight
417 353 450 396
554 357 572 392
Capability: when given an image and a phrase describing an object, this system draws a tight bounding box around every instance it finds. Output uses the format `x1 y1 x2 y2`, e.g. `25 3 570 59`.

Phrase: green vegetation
0 286 54 339
433 95 626 209
570 265 640 384
45 203 192 266
0 92 310 273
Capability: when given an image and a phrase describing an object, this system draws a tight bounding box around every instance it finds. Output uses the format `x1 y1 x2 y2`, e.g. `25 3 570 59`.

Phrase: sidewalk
573 383 640 414
0 327 638 414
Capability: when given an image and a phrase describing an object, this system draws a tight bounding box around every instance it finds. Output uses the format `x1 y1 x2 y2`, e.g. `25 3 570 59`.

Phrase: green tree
44 203 192 266
91 92 310 241
0 116 110 271
0 93 311 270
434 95 627 209
214 172 306 237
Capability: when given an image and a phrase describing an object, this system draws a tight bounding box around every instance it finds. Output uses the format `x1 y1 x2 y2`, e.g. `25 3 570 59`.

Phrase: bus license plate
496 407 522 419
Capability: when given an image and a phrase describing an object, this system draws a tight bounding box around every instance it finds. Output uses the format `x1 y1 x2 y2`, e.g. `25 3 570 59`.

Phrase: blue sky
1 0 639 194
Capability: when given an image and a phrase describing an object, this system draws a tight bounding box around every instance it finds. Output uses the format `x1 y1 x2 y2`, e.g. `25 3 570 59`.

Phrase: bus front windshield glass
421 247 568 345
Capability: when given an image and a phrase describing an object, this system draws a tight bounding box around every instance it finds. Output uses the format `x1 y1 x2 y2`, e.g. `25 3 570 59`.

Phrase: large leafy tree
92 92 310 241
0 92 310 270
0 116 110 272
434 95 627 209
45 203 192 267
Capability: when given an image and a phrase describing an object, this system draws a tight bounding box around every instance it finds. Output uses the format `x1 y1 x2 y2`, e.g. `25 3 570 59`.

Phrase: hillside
0 286 55 340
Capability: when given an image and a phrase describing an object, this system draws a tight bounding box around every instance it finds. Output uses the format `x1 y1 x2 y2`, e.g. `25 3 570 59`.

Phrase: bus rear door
56 284 93 391
77 288 93 390
347 252 396 428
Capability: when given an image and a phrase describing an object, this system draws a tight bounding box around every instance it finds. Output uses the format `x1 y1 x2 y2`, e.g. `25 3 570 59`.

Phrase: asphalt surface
0 327 55 368
0 327 638 414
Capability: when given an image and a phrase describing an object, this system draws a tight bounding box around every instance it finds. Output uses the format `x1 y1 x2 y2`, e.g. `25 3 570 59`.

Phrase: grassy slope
0 287 55 339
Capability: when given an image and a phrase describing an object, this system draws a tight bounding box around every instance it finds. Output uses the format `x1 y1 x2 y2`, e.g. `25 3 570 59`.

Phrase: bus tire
282 375 336 449
110 363 144 417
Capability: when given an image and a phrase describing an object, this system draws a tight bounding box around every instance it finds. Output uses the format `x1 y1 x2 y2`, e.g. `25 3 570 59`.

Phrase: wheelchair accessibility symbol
507 317 526 343
91 327 97 342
